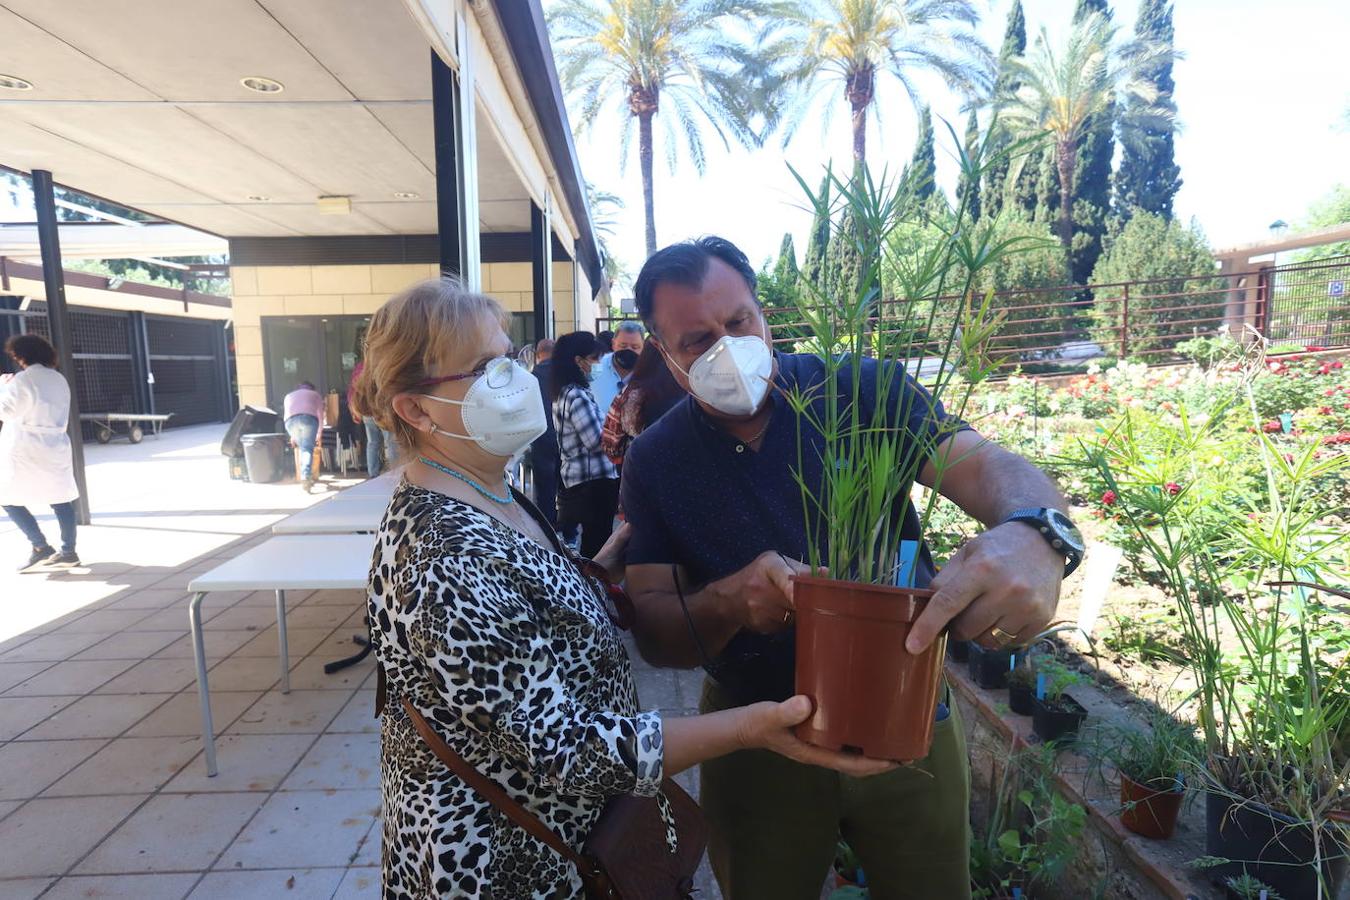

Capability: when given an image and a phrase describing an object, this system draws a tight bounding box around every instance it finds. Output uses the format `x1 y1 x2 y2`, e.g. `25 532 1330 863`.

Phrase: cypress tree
1114 0 1181 221
825 208 862 304
902 106 937 207
803 173 833 287
982 0 1027 219
956 109 982 222
773 233 799 286
1069 0 1116 286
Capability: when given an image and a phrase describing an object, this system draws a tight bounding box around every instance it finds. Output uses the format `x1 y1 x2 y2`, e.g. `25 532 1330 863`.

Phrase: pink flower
1165 482 1181 496
1321 407 1334 415
1102 490 1117 506
1263 420 1282 433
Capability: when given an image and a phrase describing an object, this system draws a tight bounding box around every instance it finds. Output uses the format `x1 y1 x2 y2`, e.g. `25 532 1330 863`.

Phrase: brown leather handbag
402 698 706 899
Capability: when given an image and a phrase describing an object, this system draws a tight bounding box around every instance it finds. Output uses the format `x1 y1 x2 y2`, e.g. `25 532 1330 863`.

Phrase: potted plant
1090 707 1199 840
1223 873 1284 900
1083 375 1350 897
784 146 1016 762
1007 657 1037 716
968 642 1015 690
970 741 1087 899
1030 659 1087 744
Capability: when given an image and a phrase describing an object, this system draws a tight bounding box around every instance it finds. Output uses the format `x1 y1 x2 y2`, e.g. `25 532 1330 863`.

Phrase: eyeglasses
416 356 514 391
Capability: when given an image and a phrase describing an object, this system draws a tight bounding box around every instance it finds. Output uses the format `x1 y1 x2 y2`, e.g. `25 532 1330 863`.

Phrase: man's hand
711 551 813 634
592 522 632 584
906 522 1063 653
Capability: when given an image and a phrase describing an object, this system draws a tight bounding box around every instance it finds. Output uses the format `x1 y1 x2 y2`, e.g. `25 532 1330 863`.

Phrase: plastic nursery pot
1205 789 1350 899
968 642 1013 689
947 638 971 662
792 575 945 763
1030 693 1088 744
1008 682 1036 716
1119 773 1184 840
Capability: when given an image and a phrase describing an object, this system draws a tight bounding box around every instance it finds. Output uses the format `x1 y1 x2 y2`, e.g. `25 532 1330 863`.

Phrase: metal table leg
275 589 290 693
189 591 217 777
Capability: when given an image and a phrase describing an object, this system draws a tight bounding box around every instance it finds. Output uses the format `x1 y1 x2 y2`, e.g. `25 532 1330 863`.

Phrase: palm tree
759 0 993 164
549 0 774 258
999 12 1173 254
587 185 631 292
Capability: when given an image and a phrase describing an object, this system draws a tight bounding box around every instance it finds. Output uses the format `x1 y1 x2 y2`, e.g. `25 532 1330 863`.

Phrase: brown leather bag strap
400 698 600 877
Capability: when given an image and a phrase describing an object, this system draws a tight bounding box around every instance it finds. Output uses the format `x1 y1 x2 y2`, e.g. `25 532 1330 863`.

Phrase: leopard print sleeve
403 551 665 801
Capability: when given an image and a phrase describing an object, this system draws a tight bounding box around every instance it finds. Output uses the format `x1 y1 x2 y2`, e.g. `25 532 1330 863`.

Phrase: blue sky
562 0 1350 292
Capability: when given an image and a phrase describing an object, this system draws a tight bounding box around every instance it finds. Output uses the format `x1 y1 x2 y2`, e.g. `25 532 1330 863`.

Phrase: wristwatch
1002 508 1085 577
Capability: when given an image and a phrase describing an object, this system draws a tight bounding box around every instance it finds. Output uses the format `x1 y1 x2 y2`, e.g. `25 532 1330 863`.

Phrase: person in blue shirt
590 321 645 417
622 237 1082 900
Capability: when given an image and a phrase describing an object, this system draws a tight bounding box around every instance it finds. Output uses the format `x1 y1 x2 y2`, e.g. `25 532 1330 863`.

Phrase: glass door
262 318 324 411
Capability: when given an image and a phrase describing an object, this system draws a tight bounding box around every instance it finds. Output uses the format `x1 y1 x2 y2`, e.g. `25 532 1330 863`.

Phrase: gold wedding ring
987 626 1018 648
783 609 793 624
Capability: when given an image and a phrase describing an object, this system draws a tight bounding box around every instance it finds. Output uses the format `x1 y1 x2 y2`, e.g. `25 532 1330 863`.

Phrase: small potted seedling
1223 873 1284 900
1030 659 1088 743
1093 708 1198 840
968 641 1015 690
1007 655 1037 716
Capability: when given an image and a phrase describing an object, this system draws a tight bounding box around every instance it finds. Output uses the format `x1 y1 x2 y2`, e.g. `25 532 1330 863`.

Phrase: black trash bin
221 406 279 457
240 433 290 483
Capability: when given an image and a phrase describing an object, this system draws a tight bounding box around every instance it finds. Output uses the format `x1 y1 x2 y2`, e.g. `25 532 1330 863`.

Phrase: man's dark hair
550 331 598 402
4 334 58 369
595 330 615 354
634 236 758 332
297 381 315 391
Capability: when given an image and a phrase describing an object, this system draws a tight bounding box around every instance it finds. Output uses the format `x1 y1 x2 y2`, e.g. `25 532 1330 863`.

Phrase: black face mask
613 349 639 371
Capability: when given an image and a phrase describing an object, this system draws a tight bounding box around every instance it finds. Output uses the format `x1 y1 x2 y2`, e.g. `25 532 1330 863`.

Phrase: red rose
1322 407 1334 415
1334 361 1344 369
1101 490 1117 506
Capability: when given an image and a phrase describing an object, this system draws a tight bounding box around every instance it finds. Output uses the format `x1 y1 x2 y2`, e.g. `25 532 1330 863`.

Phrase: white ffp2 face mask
421 358 547 457
670 334 773 417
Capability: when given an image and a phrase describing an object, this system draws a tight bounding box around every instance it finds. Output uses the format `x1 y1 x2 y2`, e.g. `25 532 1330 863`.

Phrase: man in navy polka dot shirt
623 237 1079 900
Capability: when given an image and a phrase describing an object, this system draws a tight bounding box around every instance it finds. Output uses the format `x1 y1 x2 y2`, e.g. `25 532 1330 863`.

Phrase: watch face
1047 509 1085 553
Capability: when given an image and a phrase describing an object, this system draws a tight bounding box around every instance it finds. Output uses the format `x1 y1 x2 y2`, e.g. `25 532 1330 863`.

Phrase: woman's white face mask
419 357 547 457
667 332 773 417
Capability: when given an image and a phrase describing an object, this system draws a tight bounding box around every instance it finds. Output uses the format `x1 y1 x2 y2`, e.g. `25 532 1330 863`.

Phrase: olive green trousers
698 678 972 900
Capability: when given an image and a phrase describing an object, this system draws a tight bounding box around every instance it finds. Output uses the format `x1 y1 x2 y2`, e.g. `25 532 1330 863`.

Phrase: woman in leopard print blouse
352 279 894 899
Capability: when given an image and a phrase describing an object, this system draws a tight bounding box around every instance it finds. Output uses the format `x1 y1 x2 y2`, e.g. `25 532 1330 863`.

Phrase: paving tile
283 654 373 692
0 795 145 877
201 605 284 632
0 739 105 800
93 657 198 695
0 662 57 694
75 792 266 873
232 627 331 659
188 868 345 900
72 631 181 661
21 694 167 740
49 608 156 633
217 789 380 869
99 587 189 610
197 656 281 693
306 588 364 607
281 604 357 630
164 733 315 794
0 800 21 820
282 732 380 790
127 690 262 738
151 629 261 660
332 866 380 899
352 818 381 866
227 690 351 735
41 873 200 899
0 696 75 741
4 659 135 697
636 669 681 710
0 632 107 663
43 736 201 797
128 606 195 632
234 588 312 607
0 878 53 900
328 692 379 734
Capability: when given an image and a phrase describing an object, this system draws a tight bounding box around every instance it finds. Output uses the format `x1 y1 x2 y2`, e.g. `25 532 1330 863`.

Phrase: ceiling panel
0 7 155 100
357 201 437 233
480 199 529 231
257 0 431 101
186 104 436 201
367 105 436 172
3 0 351 101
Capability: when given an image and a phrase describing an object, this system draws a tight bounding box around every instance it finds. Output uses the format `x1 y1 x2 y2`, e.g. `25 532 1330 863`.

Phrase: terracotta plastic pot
792 575 945 763
1119 773 1184 840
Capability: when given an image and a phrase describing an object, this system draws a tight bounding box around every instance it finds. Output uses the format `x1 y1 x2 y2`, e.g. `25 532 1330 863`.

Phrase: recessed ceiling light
393 191 420 200
246 195 269 202
0 74 34 91
240 76 284 94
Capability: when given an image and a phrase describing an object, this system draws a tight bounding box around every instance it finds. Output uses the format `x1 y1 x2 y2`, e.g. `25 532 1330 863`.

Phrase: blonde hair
350 277 507 450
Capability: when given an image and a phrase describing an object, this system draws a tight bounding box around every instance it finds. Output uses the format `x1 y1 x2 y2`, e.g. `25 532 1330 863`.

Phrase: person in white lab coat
1 335 81 572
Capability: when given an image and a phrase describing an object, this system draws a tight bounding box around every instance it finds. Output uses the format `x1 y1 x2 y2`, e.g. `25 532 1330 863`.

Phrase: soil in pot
1008 682 1035 716
792 575 945 763
968 643 1013 689
1031 694 1087 744
1205 790 1349 899
1119 773 1184 840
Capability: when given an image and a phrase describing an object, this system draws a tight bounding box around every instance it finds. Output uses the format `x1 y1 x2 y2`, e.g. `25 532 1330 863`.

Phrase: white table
271 494 389 535
188 533 374 775
337 468 403 499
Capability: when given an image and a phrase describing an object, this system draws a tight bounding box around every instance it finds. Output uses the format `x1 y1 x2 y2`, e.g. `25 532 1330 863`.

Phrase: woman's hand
592 522 632 584
735 696 899 777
